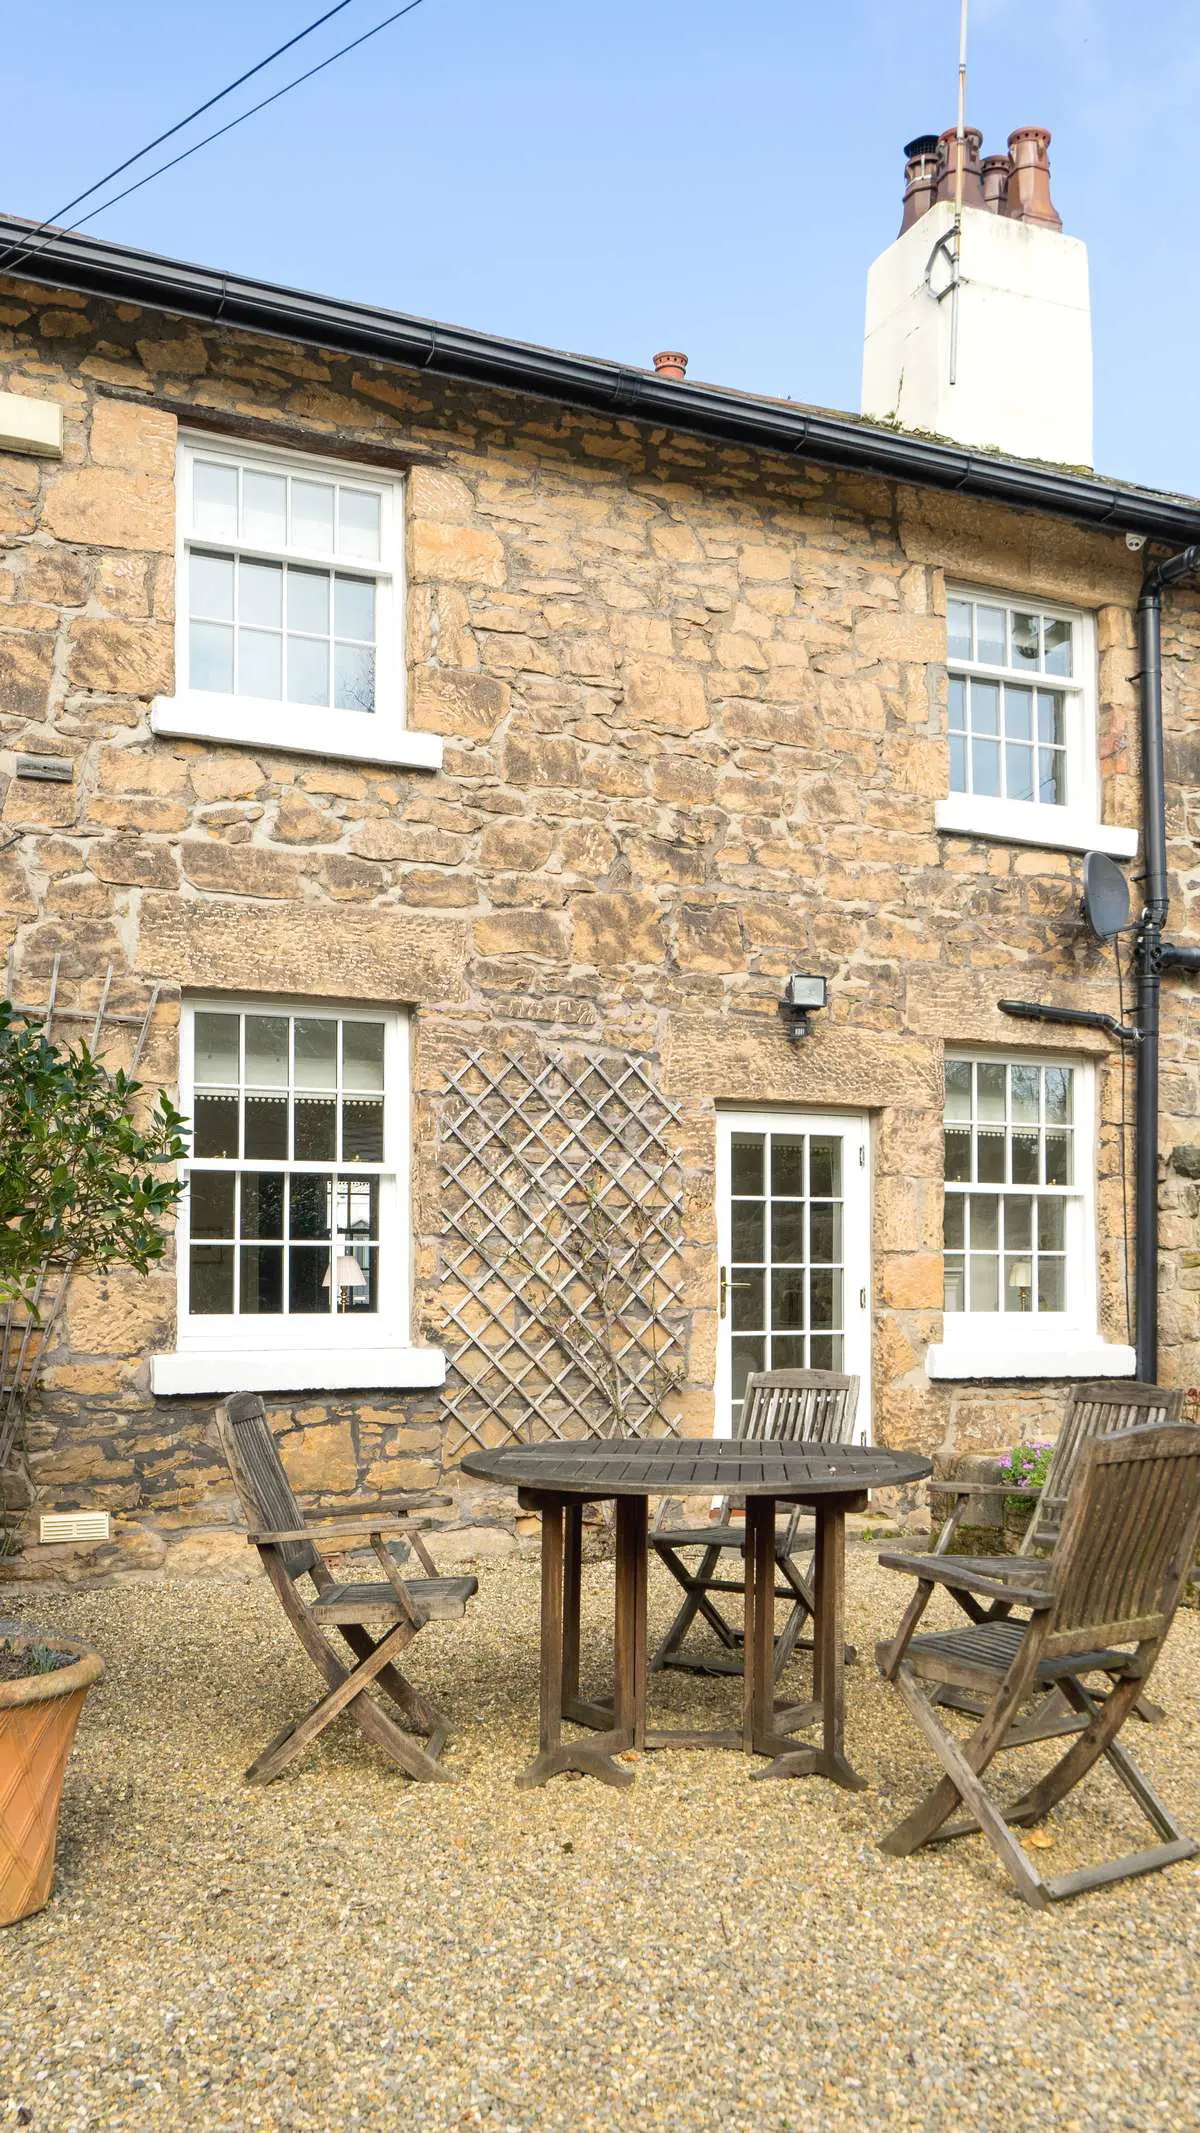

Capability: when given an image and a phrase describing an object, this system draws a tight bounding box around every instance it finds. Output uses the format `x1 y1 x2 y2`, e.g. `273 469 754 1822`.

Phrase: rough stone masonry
0 269 1197 1583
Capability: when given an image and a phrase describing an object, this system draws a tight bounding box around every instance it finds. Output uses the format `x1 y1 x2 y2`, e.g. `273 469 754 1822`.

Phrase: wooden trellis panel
439 1047 685 1454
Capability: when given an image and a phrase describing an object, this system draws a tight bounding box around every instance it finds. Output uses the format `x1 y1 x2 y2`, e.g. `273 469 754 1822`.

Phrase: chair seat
311 1575 478 1625
880 1548 1055 1585
653 1523 797 1553
905 1618 1135 1685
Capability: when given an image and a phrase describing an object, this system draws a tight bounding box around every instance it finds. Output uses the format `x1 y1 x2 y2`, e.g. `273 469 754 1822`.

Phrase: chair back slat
740 1370 860 1448
216 1393 317 1581
1048 1423 1200 1647
1024 1380 1185 1555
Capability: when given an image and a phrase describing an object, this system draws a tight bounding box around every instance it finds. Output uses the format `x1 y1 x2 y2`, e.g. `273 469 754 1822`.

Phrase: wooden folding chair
648 1369 859 1681
878 1422 1200 1908
215 1394 477 1785
878 1380 1184 1744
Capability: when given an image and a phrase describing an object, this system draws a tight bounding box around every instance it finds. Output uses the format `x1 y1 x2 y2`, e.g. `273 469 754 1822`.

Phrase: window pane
245 1095 288 1160
241 1171 285 1240
1005 686 1033 741
732 1200 764 1260
770 1137 804 1196
731 1269 765 1331
1005 743 1034 801
193 460 237 540
1043 616 1073 677
295 1018 337 1089
977 1129 1005 1184
949 733 967 792
770 1269 805 1330
808 1334 841 1372
288 566 330 635
242 470 286 548
294 1096 336 1160
1039 749 1067 806
1004 1197 1033 1250
731 1135 763 1196
947 674 966 731
240 557 283 627
1044 1066 1073 1124
336 1174 378 1240
1038 1199 1066 1251
189 1171 235 1239
291 480 335 552
239 629 282 700
1039 1257 1066 1311
1010 1065 1040 1123
943 1255 965 1312
809 1268 842 1331
972 737 1001 797
245 1014 288 1086
288 635 329 707
194 1010 239 1085
338 487 381 560
190 550 234 620
342 1021 384 1091
335 575 376 640
731 1337 765 1406
1011 1133 1040 1185
969 1256 999 1311
943 1194 965 1249
808 1139 841 1197
970 1195 999 1250
289 1174 331 1240
971 680 1000 735
290 1246 332 1313
240 1246 284 1315
190 619 233 694
193 1094 239 1159
1011 611 1040 668
809 1202 842 1264
1045 1132 1071 1185
341 1098 383 1162
977 1063 1006 1122
947 599 972 661
975 606 1005 664
1005 1256 1034 1312
944 1059 971 1122
1037 691 1065 746
944 1128 970 1182
334 642 375 713
338 1244 378 1314
190 1244 234 1314
771 1202 805 1264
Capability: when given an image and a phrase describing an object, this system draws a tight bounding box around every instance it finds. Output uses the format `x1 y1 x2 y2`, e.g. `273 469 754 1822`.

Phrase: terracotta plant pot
0 1631 103 1927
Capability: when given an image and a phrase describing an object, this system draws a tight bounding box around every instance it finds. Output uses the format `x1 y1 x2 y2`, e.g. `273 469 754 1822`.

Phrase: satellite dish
1081 852 1131 942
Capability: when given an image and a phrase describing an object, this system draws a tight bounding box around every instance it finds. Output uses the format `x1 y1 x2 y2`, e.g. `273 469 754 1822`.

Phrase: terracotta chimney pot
1006 126 1062 231
899 134 941 234
981 152 1013 214
653 351 688 381
936 125 985 211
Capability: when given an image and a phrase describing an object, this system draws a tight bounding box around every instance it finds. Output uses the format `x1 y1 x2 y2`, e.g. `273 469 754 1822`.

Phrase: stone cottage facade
0 219 1197 1581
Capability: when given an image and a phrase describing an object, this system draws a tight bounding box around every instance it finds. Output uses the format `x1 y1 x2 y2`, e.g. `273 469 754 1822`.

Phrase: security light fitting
779 973 828 1041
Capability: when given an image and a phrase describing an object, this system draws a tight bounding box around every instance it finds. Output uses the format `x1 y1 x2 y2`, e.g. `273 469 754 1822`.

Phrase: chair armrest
878 1549 1054 1609
247 1516 428 1546
927 1478 1038 1502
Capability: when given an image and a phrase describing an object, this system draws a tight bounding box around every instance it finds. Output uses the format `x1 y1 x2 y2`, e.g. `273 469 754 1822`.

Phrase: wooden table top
460 1437 931 1500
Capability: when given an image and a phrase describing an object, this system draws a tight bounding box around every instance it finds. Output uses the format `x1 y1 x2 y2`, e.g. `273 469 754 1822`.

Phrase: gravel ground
2 1544 1198 2133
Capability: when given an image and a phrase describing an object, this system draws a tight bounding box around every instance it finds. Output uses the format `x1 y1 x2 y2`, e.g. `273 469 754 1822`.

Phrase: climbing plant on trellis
439 1047 685 1454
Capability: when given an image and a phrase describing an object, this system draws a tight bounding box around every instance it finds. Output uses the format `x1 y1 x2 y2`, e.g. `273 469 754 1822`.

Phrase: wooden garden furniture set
216 1376 1200 1910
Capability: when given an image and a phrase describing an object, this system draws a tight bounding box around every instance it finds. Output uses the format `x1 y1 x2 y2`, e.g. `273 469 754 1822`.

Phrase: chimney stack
652 350 688 381
861 124 1092 465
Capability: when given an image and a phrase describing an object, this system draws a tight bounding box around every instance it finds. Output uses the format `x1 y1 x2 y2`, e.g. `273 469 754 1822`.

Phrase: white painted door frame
714 1107 872 1443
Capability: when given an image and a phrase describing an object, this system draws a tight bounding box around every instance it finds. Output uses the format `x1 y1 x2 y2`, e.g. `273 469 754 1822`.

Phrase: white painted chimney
861 127 1093 468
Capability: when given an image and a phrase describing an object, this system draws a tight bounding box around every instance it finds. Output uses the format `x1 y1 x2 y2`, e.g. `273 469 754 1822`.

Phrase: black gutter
5 216 1200 545
1135 546 1200 1378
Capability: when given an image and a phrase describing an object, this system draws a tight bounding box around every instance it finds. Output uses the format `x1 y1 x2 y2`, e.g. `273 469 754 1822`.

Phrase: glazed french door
715 1109 871 1441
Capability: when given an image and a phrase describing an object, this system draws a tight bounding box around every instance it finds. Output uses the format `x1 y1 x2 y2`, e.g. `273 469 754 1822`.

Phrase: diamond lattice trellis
439 1047 685 1454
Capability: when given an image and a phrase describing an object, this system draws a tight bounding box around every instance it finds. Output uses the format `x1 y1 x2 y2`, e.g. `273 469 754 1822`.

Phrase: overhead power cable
0 0 363 281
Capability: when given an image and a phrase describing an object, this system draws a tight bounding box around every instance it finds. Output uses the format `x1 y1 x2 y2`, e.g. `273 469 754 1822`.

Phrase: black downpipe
1134 545 1200 1378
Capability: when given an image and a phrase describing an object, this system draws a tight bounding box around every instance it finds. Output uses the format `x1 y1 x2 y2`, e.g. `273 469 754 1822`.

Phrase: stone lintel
662 1017 941 1109
139 895 470 1006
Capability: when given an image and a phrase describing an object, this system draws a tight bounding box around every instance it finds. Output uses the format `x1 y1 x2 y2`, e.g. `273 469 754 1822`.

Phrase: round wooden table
460 1438 931 1792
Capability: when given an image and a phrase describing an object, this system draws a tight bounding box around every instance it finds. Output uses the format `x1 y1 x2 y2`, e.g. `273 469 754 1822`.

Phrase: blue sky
6 1 1200 494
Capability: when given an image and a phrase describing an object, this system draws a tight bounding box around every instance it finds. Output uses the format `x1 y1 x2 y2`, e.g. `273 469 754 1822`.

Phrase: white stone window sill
151 694 444 772
926 1338 1136 1383
935 794 1138 859
150 1345 447 1396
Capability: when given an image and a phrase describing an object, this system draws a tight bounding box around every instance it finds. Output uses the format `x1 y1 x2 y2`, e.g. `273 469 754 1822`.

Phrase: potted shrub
999 1439 1053 1546
0 1629 103 1925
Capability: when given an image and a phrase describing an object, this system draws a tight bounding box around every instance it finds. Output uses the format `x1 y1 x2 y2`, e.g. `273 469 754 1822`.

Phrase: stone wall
0 270 1196 1581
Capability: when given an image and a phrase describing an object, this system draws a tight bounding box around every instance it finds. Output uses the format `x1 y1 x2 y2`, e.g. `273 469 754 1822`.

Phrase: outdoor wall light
778 973 828 1042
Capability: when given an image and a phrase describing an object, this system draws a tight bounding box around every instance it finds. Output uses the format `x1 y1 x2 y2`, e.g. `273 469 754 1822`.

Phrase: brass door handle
719 1266 754 1319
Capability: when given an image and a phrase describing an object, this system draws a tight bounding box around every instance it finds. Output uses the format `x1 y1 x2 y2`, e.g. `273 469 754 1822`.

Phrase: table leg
562 1500 583 1708
747 1495 819 1779
812 1501 867 1793
614 1495 648 1751
516 1495 635 1791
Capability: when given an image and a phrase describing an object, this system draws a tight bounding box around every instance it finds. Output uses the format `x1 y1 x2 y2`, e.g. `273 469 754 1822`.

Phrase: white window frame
934 586 1136 859
926 1050 1134 1381
151 434 441 773
150 995 445 1396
